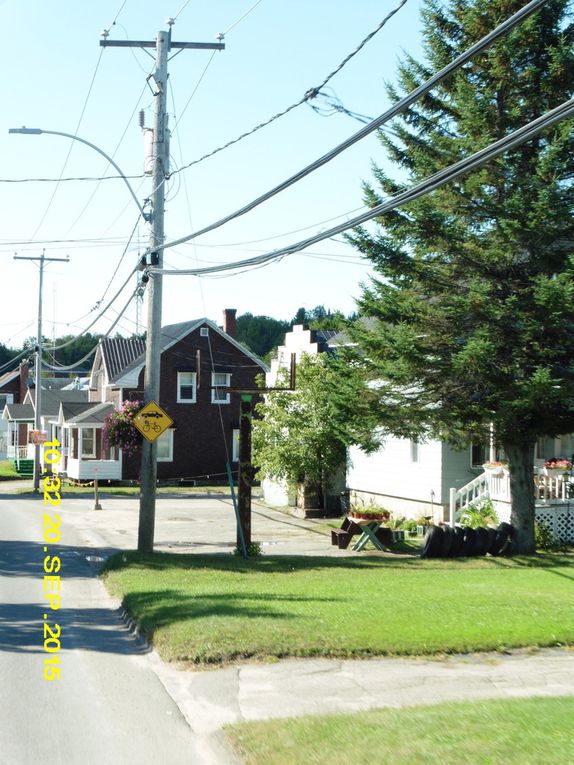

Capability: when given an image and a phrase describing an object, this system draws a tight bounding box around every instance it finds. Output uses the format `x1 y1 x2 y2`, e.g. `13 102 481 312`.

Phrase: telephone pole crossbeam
104 25 224 553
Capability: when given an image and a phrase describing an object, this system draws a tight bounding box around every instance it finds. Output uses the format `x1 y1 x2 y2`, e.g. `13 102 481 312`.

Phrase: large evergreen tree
344 0 574 552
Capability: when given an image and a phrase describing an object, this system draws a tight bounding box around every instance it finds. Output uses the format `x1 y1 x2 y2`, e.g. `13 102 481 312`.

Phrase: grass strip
102 552 574 665
224 695 574 765
0 460 24 481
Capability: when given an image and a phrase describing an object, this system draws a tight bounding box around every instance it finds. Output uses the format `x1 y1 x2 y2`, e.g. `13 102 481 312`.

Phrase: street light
8 127 147 220
9 126 148 494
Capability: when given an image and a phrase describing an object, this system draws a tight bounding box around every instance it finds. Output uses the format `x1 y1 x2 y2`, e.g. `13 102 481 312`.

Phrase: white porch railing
449 473 489 526
450 469 573 537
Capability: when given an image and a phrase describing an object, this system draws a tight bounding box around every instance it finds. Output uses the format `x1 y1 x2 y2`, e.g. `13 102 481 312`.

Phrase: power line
67 214 142 326
170 0 410 176
151 97 574 278
223 0 266 35
46 265 140 352
0 173 146 184
65 80 150 235
154 0 549 255
42 286 141 371
28 47 107 241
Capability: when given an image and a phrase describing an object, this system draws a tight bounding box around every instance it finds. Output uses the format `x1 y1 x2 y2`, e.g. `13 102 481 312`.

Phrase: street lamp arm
8 127 147 220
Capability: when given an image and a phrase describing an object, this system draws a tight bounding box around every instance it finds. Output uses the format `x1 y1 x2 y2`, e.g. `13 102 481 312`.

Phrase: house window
410 439 419 463
177 372 197 403
200 327 209 337
212 372 231 404
156 429 174 462
232 429 240 462
81 428 96 458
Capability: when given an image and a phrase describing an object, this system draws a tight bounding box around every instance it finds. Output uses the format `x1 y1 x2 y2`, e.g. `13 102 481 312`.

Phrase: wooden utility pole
101 21 224 553
14 250 69 493
237 395 253 549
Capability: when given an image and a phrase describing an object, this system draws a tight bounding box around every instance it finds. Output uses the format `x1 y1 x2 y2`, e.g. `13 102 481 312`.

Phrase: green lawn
0 460 23 480
102 551 574 665
225 696 574 765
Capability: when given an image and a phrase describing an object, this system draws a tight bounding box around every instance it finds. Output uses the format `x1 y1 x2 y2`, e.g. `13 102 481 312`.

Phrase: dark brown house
52 310 267 483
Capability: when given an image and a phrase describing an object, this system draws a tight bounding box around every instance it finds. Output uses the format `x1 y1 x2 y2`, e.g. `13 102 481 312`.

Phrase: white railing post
449 487 457 528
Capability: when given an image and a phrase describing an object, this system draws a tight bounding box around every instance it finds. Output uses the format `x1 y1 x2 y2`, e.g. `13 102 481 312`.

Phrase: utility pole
14 250 69 493
101 20 224 553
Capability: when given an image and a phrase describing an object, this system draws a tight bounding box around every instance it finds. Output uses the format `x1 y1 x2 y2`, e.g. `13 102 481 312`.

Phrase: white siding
440 442 478 501
348 435 443 504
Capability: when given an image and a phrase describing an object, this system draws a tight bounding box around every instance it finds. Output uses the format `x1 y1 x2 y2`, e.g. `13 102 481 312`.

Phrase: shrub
458 499 499 529
535 522 568 552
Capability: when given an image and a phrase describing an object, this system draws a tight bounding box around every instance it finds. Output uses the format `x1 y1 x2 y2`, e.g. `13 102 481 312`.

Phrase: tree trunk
503 441 536 554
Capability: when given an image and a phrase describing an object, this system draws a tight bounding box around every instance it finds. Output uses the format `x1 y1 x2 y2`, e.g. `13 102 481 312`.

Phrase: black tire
449 526 465 557
474 527 490 556
420 525 444 558
491 522 513 556
459 526 476 557
485 527 498 555
439 526 454 557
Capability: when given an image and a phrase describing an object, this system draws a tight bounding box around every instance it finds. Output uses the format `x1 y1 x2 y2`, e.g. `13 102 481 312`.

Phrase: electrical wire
170 0 411 176
223 0 265 35
0 349 32 377
42 286 142 371
173 0 194 22
171 50 218 132
0 173 146 184
67 214 141 326
65 80 150 235
151 97 574 278
28 46 107 241
45 264 140 352
160 0 548 253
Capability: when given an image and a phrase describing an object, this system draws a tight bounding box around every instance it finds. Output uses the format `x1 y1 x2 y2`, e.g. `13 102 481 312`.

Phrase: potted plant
543 458 571 476
482 460 508 476
348 503 391 523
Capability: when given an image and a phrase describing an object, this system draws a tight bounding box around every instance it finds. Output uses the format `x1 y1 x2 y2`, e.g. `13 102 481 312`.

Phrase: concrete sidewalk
11 490 574 765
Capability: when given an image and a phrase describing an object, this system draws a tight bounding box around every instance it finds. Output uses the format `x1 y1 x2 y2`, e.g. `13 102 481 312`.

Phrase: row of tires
420 522 513 558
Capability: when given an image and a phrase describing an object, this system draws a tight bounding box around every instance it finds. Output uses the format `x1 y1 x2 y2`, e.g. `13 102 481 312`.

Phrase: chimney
223 308 237 338
19 361 29 403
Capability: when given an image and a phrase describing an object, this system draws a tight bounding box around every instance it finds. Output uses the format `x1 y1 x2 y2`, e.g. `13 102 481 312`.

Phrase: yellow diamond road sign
134 401 173 443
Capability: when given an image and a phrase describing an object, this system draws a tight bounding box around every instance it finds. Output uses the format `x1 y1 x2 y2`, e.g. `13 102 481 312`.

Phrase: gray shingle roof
2 403 34 420
101 337 146 383
59 401 115 424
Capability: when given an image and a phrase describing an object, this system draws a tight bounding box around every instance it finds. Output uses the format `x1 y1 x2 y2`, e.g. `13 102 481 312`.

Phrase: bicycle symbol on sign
140 411 163 433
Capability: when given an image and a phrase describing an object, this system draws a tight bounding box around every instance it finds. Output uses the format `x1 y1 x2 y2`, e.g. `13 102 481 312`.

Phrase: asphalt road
0 495 209 765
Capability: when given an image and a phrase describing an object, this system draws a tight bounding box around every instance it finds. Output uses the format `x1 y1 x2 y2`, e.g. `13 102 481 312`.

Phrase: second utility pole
101 20 224 553
14 250 69 493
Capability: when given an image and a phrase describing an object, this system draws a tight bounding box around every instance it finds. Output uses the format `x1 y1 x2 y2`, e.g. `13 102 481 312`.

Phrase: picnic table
331 516 392 551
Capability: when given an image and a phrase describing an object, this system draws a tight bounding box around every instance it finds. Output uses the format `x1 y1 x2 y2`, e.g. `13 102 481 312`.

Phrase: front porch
62 457 122 481
450 470 574 543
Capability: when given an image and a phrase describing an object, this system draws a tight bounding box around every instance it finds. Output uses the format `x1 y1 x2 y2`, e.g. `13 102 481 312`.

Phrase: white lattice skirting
495 503 574 543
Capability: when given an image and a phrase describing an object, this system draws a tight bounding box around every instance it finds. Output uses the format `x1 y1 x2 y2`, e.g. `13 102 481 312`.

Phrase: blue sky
0 0 424 348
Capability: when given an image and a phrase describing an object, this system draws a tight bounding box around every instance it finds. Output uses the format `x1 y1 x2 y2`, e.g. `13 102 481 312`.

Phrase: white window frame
177 371 197 403
211 372 231 404
81 427 96 458
232 428 240 462
156 429 174 462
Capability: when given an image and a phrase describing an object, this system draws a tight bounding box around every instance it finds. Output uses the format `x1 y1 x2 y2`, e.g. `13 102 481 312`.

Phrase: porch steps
14 459 33 477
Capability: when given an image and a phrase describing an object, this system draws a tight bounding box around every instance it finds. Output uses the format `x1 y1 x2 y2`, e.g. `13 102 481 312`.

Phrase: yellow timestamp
42 439 62 681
